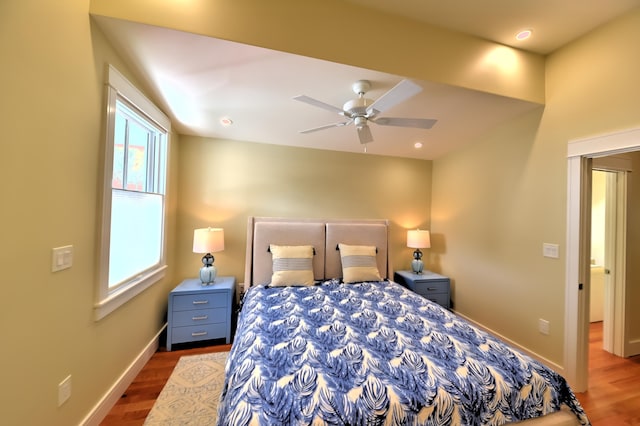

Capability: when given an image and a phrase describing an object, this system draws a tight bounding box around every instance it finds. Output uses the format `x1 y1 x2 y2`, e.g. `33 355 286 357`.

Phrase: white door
591 167 627 356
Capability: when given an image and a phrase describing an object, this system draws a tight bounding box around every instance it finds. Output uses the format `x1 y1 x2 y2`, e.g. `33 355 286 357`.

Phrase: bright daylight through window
96 65 171 320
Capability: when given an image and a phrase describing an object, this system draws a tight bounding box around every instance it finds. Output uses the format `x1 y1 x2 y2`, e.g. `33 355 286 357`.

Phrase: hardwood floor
102 324 640 425
100 342 231 426
575 322 640 425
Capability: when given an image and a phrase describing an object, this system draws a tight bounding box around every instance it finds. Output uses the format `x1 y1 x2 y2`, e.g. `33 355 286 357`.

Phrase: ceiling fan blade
357 125 373 144
366 79 423 116
300 120 351 134
293 95 344 115
372 117 437 129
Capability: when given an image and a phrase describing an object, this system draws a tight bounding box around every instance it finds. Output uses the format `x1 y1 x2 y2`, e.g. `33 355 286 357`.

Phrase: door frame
565 127 640 391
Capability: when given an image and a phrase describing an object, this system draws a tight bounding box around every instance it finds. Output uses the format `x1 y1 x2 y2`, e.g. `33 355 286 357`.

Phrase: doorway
590 166 628 357
565 127 640 392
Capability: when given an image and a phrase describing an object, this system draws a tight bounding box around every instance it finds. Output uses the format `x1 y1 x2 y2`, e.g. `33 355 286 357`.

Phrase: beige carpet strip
144 351 229 425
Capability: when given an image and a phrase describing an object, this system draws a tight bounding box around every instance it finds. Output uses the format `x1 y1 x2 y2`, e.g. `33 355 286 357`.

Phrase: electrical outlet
58 375 72 406
538 319 550 335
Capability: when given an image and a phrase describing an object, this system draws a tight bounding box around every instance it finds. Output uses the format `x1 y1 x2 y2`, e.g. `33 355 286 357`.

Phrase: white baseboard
81 324 167 426
453 310 565 375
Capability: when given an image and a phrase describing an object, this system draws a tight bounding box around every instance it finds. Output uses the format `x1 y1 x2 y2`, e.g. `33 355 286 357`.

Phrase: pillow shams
269 244 315 286
338 243 382 283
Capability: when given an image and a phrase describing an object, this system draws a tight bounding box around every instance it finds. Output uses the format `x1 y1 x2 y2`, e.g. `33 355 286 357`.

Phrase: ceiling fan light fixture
354 116 368 129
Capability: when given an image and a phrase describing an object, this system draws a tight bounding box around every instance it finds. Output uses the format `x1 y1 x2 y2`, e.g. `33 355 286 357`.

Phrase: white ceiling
93 1 639 160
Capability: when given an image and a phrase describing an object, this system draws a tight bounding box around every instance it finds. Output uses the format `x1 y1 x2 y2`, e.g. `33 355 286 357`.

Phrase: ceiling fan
293 79 437 144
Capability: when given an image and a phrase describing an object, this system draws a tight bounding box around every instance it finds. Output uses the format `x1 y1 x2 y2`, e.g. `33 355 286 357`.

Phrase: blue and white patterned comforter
218 280 590 425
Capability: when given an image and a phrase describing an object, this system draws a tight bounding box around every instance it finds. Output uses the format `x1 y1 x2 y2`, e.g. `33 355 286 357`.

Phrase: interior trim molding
453 310 564 375
80 324 167 426
568 127 640 158
565 125 640 392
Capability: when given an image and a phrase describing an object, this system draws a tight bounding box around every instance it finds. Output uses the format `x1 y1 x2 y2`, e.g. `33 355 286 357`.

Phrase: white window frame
95 65 171 320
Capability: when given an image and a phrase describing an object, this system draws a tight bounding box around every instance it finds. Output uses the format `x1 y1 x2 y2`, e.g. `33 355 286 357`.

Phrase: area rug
144 351 229 425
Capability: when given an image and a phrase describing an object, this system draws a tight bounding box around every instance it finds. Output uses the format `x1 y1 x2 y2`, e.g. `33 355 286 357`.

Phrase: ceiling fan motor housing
343 98 374 119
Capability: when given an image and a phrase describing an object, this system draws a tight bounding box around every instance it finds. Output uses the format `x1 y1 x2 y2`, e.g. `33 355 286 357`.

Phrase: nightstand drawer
414 280 449 295
394 270 451 309
172 308 226 327
171 323 228 344
421 293 449 307
172 293 227 311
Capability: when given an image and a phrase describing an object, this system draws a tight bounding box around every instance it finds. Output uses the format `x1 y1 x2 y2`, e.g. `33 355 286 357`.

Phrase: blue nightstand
166 276 235 351
394 270 451 309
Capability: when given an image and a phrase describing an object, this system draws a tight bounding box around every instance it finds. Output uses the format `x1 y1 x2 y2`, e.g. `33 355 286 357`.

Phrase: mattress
217 280 590 425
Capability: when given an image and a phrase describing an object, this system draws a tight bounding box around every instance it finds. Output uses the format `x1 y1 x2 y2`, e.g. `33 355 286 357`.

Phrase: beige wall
0 1 180 425
175 136 432 285
432 8 640 365
0 3 432 420
2 0 640 424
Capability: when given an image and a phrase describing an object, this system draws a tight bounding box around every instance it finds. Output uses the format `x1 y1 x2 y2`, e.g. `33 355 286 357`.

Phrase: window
96 65 171 320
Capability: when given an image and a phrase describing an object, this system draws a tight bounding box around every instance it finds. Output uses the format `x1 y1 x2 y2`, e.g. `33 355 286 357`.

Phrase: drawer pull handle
192 300 209 305
191 331 208 337
192 315 208 321
427 287 438 291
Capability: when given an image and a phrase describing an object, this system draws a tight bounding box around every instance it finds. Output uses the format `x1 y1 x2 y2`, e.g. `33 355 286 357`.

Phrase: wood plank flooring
575 322 640 425
101 323 639 425
100 342 231 426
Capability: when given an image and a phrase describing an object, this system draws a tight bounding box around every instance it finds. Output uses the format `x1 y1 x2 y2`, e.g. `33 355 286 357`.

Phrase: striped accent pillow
269 245 315 286
338 243 382 283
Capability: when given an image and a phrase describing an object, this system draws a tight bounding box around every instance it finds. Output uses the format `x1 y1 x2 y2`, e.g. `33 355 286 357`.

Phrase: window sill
94 265 167 321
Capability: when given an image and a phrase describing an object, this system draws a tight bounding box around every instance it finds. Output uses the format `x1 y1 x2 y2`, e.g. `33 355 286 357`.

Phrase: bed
217 217 590 425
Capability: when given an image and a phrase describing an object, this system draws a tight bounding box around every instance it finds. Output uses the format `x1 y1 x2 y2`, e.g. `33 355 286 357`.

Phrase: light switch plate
52 245 73 272
543 243 559 259
539 319 550 335
58 375 72 406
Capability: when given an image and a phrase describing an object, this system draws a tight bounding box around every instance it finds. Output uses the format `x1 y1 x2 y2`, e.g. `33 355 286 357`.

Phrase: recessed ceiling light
516 29 532 41
220 117 233 127
414 142 423 149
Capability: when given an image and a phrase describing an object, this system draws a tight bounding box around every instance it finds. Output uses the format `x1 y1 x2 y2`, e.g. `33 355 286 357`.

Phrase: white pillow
338 243 382 283
269 244 315 286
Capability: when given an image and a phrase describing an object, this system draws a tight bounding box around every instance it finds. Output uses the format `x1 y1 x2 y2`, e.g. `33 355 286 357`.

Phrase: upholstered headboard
243 217 390 290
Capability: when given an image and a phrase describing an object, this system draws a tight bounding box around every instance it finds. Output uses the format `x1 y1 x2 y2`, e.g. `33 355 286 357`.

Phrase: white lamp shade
407 229 431 249
193 228 225 253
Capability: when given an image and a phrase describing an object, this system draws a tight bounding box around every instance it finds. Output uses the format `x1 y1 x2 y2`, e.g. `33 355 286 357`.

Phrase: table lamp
407 229 431 274
193 227 224 285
